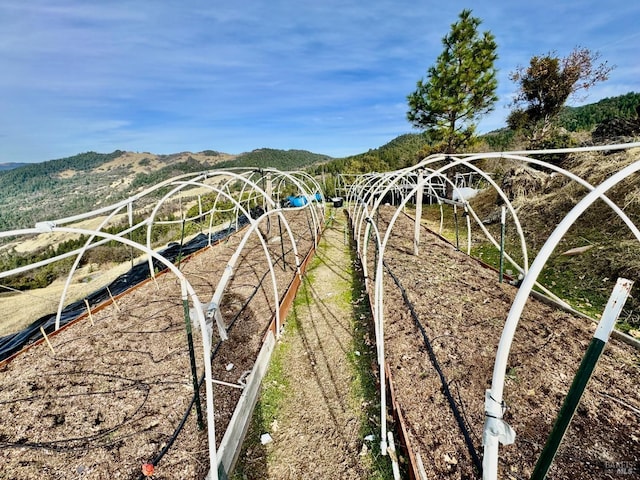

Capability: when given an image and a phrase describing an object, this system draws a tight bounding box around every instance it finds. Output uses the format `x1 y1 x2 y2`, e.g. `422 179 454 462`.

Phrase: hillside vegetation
312 91 640 332
559 91 640 132
214 148 332 171
2 92 635 232
462 147 640 330
312 92 640 177
0 148 330 231
2 93 639 333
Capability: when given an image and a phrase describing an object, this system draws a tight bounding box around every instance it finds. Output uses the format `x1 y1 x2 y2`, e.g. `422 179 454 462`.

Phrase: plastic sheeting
0 215 251 362
286 195 308 207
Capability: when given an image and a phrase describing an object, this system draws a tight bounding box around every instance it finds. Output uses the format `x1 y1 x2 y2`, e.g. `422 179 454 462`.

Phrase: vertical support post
321 169 326 196
530 278 633 480
198 195 203 233
454 204 459 251
414 171 424 256
264 171 272 234
181 281 204 431
278 214 287 271
127 202 134 269
178 217 186 270
499 206 506 283
465 204 472 255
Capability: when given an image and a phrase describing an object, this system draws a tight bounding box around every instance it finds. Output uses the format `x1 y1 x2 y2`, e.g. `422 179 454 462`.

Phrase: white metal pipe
366 217 388 455
413 171 424 256
482 158 640 480
40 226 218 479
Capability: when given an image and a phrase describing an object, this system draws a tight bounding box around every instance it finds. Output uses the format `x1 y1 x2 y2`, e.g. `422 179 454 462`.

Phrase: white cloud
1 0 638 163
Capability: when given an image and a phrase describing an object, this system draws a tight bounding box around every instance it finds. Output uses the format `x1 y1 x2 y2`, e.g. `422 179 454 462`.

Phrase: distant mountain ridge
0 148 332 231
0 162 30 172
1 91 636 231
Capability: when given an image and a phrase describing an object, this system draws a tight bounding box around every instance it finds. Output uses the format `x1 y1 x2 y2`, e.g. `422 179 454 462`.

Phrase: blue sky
1 1 638 163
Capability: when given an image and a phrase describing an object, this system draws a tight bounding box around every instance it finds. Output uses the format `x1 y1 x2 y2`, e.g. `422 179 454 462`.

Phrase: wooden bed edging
214 225 322 479
214 331 276 480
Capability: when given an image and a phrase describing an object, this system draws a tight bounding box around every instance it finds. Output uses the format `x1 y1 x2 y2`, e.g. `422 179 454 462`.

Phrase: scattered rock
443 452 458 465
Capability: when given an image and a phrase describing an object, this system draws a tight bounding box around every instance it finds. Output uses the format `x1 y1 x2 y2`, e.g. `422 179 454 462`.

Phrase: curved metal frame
482 155 640 479
0 166 325 479
347 144 640 472
2 225 220 479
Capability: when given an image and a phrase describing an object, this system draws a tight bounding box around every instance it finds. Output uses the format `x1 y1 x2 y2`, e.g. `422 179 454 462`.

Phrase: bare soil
0 209 317 480
370 206 640 479
3 202 638 480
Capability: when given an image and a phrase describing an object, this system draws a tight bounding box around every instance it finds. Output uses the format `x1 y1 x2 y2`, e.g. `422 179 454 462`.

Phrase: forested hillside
0 151 127 230
1 92 637 231
214 148 332 170
0 148 330 231
308 133 432 175
559 92 640 131
0 151 124 201
311 92 640 176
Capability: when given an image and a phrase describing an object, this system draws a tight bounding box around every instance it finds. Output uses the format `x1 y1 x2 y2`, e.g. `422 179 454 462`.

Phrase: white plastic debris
364 434 375 442
226 363 234 371
260 433 273 445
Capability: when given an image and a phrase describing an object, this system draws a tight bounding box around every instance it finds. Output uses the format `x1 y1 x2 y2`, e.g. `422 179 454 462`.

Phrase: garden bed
0 208 317 480
369 206 639 479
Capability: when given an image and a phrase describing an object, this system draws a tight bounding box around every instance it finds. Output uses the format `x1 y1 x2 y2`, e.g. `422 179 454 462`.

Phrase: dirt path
234 211 390 479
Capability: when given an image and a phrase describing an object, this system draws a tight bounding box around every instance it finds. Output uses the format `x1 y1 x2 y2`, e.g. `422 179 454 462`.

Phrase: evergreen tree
407 9 498 153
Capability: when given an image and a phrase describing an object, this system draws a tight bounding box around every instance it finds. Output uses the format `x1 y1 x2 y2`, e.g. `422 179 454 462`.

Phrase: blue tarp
287 195 308 207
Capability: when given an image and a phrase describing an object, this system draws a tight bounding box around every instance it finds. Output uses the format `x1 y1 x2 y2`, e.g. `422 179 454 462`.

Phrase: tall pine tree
407 9 498 153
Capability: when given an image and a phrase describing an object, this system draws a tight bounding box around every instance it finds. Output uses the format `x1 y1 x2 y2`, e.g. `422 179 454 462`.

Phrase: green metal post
454 204 459 251
178 217 186 269
278 215 287 271
182 295 204 430
499 207 506 283
530 278 633 480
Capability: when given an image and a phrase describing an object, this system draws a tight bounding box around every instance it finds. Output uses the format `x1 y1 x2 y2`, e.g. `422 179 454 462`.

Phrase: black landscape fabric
0 215 251 361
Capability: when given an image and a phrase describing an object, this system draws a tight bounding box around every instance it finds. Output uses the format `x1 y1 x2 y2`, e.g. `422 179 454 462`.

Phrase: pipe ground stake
530 277 633 480
40 326 55 355
84 299 94 326
106 286 121 312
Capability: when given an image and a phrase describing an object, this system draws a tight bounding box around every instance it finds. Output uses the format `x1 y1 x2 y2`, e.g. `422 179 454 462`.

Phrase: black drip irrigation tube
0 206 300 477
383 260 483 475
137 245 299 479
0 213 257 362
